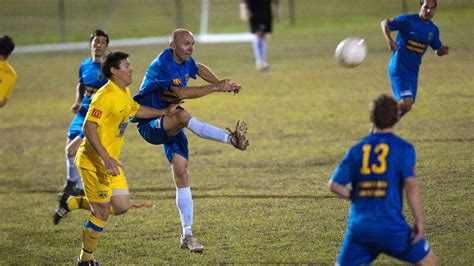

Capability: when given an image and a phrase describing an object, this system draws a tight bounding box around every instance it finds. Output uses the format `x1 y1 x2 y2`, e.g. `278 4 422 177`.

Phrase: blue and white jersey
133 48 199 112
387 14 442 73
331 133 416 236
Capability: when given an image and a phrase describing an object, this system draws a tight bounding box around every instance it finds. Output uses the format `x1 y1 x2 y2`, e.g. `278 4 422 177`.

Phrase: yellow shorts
79 168 129 203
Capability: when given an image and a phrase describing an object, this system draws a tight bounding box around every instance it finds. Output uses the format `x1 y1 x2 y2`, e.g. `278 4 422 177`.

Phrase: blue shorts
137 117 188 164
337 229 431 265
67 97 91 140
389 69 418 102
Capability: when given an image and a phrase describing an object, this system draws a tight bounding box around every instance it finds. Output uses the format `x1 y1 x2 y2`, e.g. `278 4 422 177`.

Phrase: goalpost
16 0 253 53
197 0 253 43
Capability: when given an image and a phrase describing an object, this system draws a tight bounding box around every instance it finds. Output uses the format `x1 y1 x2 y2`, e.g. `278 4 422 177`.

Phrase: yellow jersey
76 80 140 174
0 60 17 100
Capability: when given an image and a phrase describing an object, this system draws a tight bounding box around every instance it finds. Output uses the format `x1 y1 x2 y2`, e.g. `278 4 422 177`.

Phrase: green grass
1 0 473 264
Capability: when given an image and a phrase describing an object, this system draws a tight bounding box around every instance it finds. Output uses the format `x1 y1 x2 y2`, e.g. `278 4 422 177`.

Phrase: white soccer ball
335 37 367 68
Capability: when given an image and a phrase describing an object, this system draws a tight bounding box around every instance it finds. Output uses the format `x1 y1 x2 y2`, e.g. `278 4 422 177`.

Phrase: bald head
169 28 194 46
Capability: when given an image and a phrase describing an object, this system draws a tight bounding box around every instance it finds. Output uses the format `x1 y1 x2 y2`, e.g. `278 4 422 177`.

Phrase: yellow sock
67 196 91 211
80 215 105 262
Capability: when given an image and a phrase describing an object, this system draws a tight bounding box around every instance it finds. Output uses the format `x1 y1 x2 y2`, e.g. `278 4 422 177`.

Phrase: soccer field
0 0 473 264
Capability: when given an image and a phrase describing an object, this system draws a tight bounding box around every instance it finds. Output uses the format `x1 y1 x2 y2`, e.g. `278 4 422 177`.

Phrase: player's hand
71 102 81 114
410 221 425 244
437 45 449 56
102 156 122 176
389 40 398 51
165 102 183 116
216 79 241 94
161 90 182 104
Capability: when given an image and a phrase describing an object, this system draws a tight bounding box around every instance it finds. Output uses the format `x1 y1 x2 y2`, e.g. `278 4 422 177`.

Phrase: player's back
346 133 415 239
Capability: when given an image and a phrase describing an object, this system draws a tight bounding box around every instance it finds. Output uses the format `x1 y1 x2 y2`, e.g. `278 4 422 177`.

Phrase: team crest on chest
428 32 433 41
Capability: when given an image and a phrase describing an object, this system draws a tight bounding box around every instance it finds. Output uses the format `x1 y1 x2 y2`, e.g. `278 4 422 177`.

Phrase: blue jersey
67 57 107 140
79 57 107 89
387 14 442 73
78 57 108 115
331 133 416 237
133 48 198 112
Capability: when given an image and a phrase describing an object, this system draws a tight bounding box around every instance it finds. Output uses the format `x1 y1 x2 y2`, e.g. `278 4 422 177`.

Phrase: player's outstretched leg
227 120 249 150
53 192 71 225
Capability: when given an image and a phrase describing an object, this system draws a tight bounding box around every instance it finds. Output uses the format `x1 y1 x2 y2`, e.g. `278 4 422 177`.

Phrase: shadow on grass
133 193 337 200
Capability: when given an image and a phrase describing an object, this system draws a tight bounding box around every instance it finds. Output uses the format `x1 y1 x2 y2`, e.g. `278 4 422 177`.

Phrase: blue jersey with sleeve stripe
387 14 442 73
331 133 416 236
133 48 198 110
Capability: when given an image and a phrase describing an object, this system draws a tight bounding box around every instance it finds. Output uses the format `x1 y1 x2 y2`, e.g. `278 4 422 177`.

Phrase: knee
113 206 129 216
65 142 79 157
173 170 189 188
176 110 191 127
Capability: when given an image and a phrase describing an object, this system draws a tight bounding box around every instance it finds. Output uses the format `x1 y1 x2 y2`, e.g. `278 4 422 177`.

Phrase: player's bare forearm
329 180 351 200
197 63 219 84
134 103 180 118
404 177 425 224
170 84 216 100
380 20 397 50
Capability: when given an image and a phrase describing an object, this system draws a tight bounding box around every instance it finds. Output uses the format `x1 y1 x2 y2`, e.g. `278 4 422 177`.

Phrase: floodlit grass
0 0 473 264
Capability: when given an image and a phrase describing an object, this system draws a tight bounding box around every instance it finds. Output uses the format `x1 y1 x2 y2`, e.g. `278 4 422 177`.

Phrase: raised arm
404 177 425 244
83 120 121 176
380 19 398 51
197 63 219 84
169 79 240 100
71 82 86 114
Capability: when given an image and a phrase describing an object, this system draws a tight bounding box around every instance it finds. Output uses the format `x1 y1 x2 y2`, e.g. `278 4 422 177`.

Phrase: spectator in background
240 0 280 71
0 35 17 108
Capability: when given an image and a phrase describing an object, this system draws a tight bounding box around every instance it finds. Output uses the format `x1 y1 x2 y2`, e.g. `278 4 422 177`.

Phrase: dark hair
89 29 109 45
102 51 129 78
369 94 399 130
0 35 15 57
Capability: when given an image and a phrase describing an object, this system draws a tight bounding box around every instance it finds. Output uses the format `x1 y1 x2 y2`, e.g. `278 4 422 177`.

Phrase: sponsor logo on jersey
428 32 433 41
98 191 108 199
118 118 128 137
91 108 102 119
358 180 388 197
406 39 427 54
173 78 182 85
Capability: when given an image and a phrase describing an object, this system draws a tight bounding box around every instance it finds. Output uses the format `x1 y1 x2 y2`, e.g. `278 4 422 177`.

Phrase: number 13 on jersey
360 144 390 175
